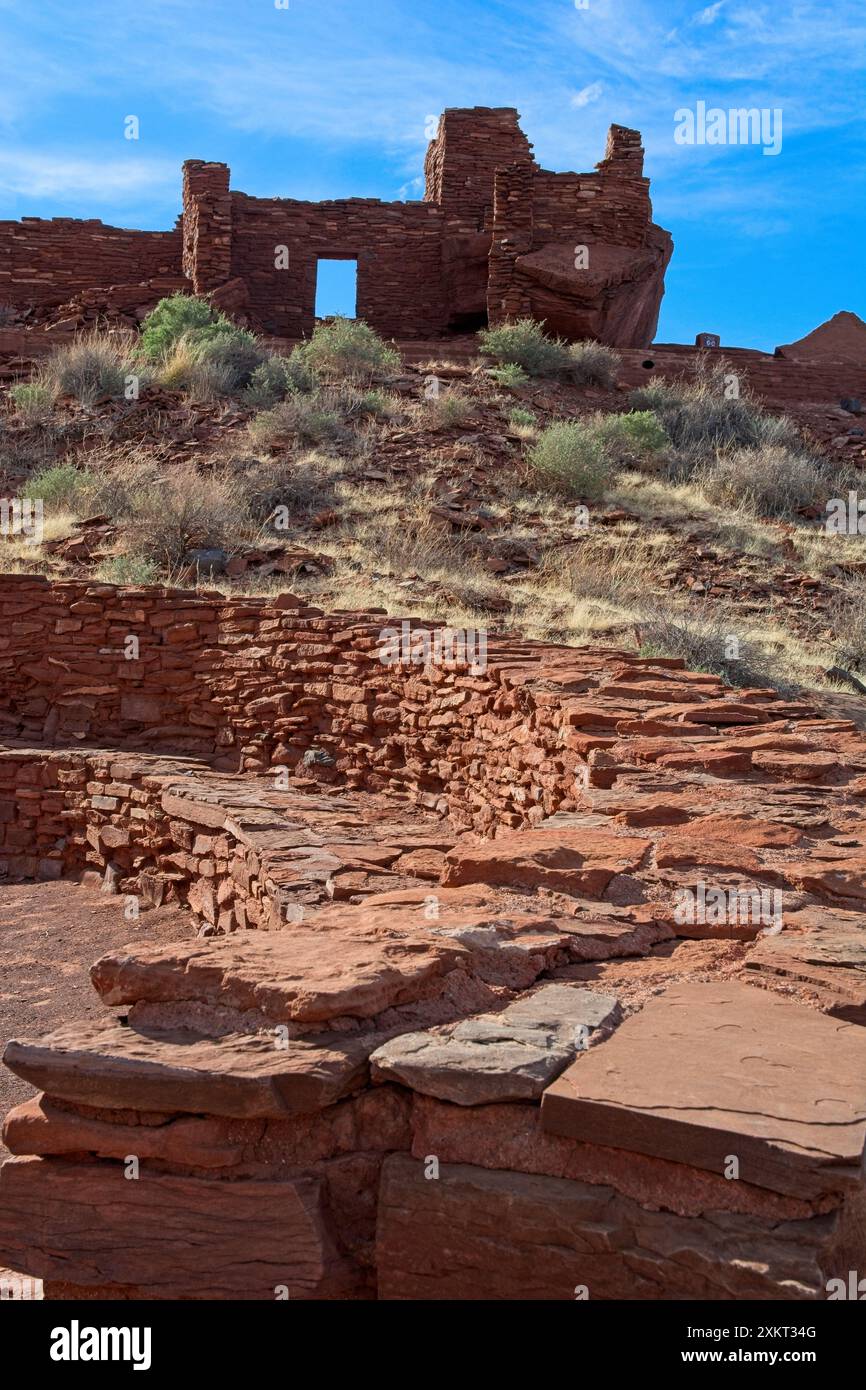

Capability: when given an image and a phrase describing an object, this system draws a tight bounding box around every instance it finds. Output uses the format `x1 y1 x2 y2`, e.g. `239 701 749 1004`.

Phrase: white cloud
571 82 604 108
0 150 177 201
690 2 726 26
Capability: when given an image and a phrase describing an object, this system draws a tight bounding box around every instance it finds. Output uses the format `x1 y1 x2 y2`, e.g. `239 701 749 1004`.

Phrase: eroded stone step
4 1017 373 1117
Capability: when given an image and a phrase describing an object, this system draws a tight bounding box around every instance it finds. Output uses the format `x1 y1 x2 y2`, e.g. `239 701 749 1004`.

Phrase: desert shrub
628 360 777 462
41 332 138 405
244 356 297 410
23 462 87 510
528 412 666 496
594 410 669 466
346 388 392 418
188 322 266 387
248 382 387 449
638 603 791 691
488 362 529 388
0 413 78 489
425 389 473 430
753 413 804 451
294 317 400 380
97 554 161 585
10 382 55 419
241 452 344 528
184 360 241 402
248 395 346 449
528 421 611 499
123 463 247 570
509 406 537 429
829 580 866 673
479 319 572 377
283 350 318 394
567 340 621 388
155 324 265 397
139 294 219 360
698 444 829 519
154 335 200 391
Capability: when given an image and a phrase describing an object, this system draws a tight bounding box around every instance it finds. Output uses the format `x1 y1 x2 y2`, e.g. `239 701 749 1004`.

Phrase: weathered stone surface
0 1156 357 1299
4 1087 412 1174
376 1154 850 1300
409 1095 830 1221
370 985 620 1105
4 1017 373 1117
91 928 470 1026
442 828 651 897
542 981 866 1200
745 910 866 1024
785 852 866 905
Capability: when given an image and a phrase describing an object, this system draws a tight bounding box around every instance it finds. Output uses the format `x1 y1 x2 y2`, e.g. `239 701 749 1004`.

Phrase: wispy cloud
690 2 726 26
571 82 603 109
0 150 177 201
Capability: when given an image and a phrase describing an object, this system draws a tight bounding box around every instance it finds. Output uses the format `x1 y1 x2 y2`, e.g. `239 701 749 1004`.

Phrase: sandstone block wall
2 573 866 1300
0 219 182 312
1 108 671 345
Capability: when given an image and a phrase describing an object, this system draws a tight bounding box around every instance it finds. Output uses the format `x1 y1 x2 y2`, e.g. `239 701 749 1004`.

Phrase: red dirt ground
0 881 194 1160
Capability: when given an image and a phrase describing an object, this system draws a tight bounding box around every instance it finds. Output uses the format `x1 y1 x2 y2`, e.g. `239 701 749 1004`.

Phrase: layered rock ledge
1 577 865 1299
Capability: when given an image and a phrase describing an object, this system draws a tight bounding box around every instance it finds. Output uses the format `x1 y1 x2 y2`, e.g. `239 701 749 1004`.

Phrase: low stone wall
2 577 866 1301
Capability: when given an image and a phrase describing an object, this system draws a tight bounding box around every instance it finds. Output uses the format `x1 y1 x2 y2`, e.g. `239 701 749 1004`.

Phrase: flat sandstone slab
370 985 620 1105
541 981 866 1200
0 1156 356 1299
90 927 469 1025
441 828 650 897
3 1017 372 1117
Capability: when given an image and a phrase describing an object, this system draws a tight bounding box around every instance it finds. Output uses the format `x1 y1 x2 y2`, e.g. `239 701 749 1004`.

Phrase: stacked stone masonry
1 573 866 1299
1 108 671 345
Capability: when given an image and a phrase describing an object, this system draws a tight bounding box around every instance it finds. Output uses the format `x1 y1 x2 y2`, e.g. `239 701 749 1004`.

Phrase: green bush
627 361 780 462
23 463 86 509
97 554 161 585
10 382 54 418
188 323 266 390
488 362 529 388
509 406 537 429
244 358 286 410
294 317 400 380
528 421 611 499
139 294 220 360
479 319 572 377
594 410 669 465
480 320 621 387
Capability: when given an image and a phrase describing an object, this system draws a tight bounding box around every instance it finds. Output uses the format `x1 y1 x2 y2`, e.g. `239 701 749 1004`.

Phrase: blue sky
1 0 863 349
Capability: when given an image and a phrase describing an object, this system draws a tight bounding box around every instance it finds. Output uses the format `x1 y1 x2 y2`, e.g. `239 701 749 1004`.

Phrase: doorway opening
314 259 358 320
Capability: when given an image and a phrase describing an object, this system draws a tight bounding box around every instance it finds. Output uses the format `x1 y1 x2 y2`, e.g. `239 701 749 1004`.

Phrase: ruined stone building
0 108 672 346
